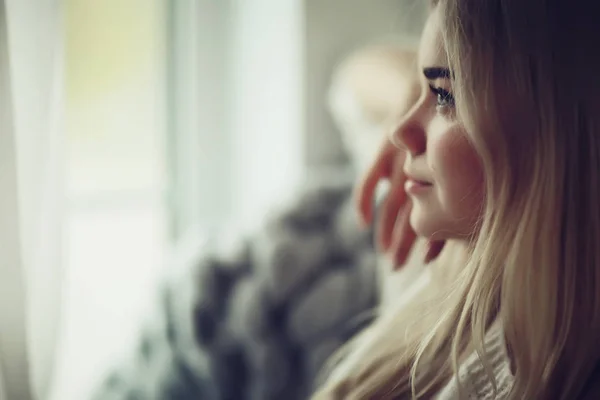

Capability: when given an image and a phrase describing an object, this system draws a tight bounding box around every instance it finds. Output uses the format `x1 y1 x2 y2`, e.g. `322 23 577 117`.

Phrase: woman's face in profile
392 7 484 241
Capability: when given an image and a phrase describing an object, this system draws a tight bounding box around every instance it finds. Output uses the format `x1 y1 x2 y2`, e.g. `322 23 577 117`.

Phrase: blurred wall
304 0 427 170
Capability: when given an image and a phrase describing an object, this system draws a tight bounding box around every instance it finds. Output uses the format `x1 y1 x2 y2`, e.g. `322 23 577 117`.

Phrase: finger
424 240 446 264
390 203 417 269
356 140 397 226
376 158 408 251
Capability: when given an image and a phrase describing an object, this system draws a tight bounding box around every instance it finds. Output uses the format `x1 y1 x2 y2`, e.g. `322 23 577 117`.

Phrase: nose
390 103 426 157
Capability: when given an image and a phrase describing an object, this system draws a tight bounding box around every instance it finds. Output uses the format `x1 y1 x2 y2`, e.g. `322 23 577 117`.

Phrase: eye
428 84 455 109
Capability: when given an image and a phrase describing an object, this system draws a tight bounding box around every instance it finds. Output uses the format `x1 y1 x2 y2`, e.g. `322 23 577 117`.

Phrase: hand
356 138 444 269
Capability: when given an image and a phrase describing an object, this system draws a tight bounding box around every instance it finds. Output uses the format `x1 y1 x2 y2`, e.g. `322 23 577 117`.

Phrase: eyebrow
423 67 452 80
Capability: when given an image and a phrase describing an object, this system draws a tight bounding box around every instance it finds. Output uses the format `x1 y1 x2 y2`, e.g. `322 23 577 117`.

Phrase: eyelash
428 84 455 109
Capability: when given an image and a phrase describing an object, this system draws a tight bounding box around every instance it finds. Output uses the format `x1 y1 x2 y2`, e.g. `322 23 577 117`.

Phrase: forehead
418 8 448 70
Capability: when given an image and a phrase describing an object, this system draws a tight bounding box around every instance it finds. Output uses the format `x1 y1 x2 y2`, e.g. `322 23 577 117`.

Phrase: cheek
428 127 485 220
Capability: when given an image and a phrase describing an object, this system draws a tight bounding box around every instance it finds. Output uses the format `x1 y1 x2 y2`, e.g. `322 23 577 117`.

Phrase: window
51 1 168 398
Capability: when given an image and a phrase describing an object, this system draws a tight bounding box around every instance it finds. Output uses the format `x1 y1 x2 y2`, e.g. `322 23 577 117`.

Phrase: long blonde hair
313 0 600 399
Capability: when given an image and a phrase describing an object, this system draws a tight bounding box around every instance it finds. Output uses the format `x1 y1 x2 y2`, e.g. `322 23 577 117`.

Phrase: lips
403 168 432 195
405 178 432 194
407 178 431 186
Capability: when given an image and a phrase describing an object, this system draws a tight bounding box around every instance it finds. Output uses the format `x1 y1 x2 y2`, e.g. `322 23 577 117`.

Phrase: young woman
313 0 600 399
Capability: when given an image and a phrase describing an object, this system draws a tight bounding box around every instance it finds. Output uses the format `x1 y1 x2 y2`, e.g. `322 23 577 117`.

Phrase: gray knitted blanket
93 172 378 400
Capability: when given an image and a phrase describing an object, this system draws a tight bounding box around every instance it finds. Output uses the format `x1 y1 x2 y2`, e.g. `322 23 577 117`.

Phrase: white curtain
0 0 63 399
230 0 305 229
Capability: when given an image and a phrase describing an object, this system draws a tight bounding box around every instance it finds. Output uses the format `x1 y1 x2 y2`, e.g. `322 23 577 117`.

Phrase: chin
409 206 453 241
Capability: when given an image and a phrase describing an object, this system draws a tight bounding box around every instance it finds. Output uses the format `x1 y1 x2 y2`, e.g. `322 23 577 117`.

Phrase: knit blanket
93 172 379 400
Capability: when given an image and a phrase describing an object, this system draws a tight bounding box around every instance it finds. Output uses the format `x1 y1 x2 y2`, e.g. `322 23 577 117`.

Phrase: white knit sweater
435 327 514 399
380 257 514 399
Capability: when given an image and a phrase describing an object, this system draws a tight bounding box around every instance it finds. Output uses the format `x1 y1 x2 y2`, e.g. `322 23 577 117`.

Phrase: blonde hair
313 1 600 399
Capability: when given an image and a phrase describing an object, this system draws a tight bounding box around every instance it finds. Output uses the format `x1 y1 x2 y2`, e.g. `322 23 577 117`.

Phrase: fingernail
423 252 431 264
393 257 405 270
421 241 430 262
394 252 406 268
424 250 435 264
359 213 370 228
380 243 391 254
